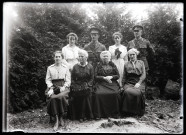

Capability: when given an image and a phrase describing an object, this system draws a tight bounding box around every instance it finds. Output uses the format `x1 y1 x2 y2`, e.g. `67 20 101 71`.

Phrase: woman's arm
95 66 105 81
138 61 146 84
122 64 127 87
62 46 66 60
124 53 128 62
45 67 53 88
87 65 94 86
111 63 120 80
64 67 71 88
70 66 76 86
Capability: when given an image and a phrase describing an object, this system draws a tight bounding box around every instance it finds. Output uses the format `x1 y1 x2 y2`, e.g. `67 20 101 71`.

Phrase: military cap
89 25 101 34
132 24 144 30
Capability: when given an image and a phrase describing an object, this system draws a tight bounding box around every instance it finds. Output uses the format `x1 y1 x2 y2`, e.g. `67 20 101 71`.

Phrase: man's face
133 27 142 38
90 30 99 41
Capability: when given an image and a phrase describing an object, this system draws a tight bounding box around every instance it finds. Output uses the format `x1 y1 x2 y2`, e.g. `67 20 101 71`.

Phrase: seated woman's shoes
83 117 87 121
79 119 83 123
95 117 101 120
53 121 59 131
60 118 65 127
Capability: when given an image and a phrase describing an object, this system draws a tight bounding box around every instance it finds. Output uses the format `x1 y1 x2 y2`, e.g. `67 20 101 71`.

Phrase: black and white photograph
3 2 183 133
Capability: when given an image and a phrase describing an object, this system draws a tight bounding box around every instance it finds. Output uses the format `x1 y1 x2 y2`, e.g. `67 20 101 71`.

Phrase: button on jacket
45 63 71 88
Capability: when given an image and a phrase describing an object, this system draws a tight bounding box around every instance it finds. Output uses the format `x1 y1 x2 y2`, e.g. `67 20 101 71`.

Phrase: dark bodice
71 63 94 86
125 73 141 85
95 61 120 83
122 60 146 86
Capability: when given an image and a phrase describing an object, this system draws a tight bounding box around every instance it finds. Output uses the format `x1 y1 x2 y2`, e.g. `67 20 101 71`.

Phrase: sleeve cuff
48 84 53 88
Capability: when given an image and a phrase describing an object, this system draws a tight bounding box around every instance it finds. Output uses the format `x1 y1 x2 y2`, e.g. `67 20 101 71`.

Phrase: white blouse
109 44 128 60
45 63 71 88
62 44 80 60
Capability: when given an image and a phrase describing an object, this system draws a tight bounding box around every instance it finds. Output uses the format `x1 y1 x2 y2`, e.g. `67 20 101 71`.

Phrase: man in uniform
128 24 155 74
128 24 155 98
84 26 106 69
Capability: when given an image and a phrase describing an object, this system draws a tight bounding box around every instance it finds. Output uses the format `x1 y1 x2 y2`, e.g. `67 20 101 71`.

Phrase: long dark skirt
69 93 93 120
47 89 70 117
92 81 121 118
121 83 145 116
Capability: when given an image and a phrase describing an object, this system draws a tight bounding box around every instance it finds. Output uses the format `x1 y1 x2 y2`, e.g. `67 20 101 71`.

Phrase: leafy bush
7 3 182 113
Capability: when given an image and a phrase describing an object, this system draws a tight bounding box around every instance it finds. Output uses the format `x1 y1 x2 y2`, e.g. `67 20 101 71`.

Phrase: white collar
78 62 88 67
130 60 137 63
67 44 77 48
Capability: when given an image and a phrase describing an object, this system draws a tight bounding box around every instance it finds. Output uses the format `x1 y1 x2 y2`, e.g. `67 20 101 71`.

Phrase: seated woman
92 51 121 119
69 49 94 122
45 51 71 131
121 48 146 116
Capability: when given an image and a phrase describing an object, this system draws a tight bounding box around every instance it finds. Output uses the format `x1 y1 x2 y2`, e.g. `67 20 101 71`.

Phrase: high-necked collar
90 40 99 44
114 44 121 47
54 62 67 68
130 59 137 63
67 44 76 48
78 62 88 67
134 37 143 41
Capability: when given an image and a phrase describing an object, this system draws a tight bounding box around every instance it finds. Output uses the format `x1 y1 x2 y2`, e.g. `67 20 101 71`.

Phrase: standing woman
62 32 80 72
69 49 94 122
109 32 128 88
121 48 146 116
45 51 71 131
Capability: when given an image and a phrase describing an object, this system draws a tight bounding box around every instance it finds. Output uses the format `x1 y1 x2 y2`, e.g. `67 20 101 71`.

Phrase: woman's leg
53 115 59 131
60 115 65 127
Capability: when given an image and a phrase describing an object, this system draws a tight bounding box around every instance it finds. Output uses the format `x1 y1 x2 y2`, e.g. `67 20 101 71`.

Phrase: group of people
45 24 155 131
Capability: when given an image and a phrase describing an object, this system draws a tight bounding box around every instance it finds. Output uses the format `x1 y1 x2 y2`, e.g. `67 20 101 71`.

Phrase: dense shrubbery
144 5 182 94
7 3 182 113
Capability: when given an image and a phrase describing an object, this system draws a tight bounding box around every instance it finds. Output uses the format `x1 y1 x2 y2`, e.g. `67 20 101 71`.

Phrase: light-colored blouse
123 60 146 85
62 44 80 70
109 44 128 60
62 44 80 60
45 63 71 88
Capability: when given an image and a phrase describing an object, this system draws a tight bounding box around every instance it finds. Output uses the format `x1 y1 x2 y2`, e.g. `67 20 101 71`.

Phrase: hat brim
132 25 143 30
89 28 101 34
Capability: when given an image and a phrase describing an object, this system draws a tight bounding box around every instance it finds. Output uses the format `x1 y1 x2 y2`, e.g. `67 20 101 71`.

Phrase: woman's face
54 53 62 64
78 53 87 64
102 54 110 64
128 52 137 61
69 35 76 45
114 35 121 44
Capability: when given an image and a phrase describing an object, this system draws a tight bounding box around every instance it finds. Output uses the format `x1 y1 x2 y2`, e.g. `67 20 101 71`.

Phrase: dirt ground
6 98 183 133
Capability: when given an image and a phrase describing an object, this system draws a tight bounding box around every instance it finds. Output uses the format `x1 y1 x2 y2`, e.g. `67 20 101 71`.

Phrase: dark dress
45 64 71 117
46 79 70 117
69 63 94 120
121 60 146 116
92 61 121 118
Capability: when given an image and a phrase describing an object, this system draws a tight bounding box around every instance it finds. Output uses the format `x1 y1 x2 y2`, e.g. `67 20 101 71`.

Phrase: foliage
8 3 88 113
7 3 182 113
143 5 182 92
86 4 135 48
